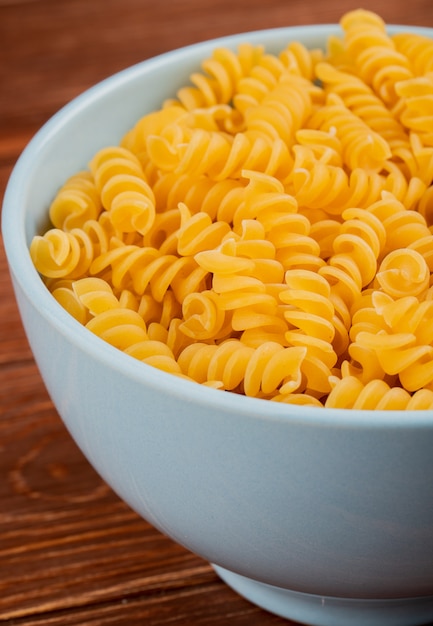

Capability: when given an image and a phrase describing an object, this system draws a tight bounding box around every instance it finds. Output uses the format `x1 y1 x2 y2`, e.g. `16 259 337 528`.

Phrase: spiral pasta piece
367 191 432 258
233 53 292 115
294 127 343 167
243 342 306 396
392 32 433 76
354 330 433 392
243 76 314 147
279 40 324 81
326 376 433 409
86 307 148 351
177 203 231 256
152 171 247 223
136 290 181 329
291 145 389 216
234 45 323 118
91 243 209 303
121 104 187 156
50 276 141 324
267 213 324 273
72 276 122 315
125 340 182 375
54 275 148 351
178 339 307 396
30 227 96 279
331 207 385 285
173 44 264 110
90 146 146 193
340 9 413 106
281 271 335 345
49 171 102 231
230 170 298 228
315 62 411 159
372 291 433 344
376 248 430 298
147 127 293 183
47 279 89 324
90 146 156 236
317 204 388 312
179 290 227 341
395 76 433 147
201 231 282 296
406 133 433 189
343 289 433 388
195 225 287 344
279 270 337 393
141 209 181 255
308 93 392 171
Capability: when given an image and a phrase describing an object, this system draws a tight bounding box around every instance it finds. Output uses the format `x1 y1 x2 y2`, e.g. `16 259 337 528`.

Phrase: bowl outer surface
3 24 433 600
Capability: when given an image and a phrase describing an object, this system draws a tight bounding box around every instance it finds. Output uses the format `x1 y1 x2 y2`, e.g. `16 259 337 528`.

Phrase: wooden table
1 0 433 623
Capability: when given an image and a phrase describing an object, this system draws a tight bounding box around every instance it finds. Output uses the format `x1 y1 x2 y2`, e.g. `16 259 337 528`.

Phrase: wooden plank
3 583 290 625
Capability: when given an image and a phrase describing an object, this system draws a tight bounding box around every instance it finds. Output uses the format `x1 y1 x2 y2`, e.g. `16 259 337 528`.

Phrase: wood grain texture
1 0 433 623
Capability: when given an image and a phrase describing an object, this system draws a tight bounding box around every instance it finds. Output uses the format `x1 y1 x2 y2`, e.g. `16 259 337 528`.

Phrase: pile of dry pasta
30 9 433 409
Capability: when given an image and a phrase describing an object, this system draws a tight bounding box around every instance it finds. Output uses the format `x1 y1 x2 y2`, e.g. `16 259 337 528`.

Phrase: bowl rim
3 22 433 426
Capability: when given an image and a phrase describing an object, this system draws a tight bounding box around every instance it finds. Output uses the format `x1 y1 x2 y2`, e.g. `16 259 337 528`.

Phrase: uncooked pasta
30 9 433 408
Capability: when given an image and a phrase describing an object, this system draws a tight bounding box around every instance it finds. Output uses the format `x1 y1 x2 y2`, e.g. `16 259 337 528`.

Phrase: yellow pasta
177 203 231 256
340 9 413 106
395 76 433 147
49 171 102 231
30 10 433 408
89 146 156 236
30 227 95 279
171 44 265 110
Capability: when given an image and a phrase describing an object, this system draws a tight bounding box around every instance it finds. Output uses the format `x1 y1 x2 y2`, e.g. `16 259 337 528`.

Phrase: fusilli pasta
30 10 433 408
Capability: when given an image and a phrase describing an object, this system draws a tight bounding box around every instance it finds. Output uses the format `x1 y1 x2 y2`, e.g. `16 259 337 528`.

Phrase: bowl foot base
212 564 433 626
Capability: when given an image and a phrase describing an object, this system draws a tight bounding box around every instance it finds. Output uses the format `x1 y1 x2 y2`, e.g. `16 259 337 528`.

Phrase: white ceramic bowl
3 24 433 626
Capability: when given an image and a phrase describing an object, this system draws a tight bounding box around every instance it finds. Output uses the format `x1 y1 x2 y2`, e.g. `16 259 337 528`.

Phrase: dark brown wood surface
1 0 433 623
